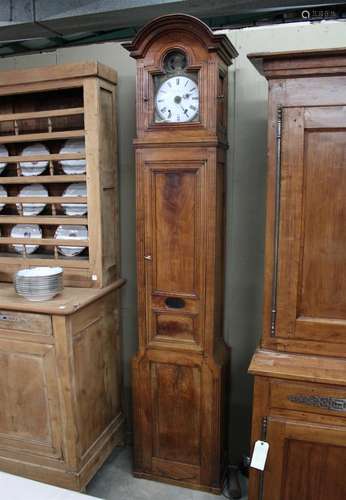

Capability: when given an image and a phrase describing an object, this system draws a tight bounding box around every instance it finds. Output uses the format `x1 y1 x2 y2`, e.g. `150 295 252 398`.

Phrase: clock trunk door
141 155 206 351
271 106 346 355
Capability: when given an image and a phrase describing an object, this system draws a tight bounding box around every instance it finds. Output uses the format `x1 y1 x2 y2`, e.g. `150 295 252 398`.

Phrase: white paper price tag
250 440 269 471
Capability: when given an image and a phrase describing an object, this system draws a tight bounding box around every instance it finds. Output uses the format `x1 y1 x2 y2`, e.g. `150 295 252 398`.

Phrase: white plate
16 267 63 278
11 224 42 254
0 144 9 174
15 267 63 301
20 143 49 176
59 139 86 174
62 182 87 216
16 184 48 216
55 224 88 257
0 184 7 212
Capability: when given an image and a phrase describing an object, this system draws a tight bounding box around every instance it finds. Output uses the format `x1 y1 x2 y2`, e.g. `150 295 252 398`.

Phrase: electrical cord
222 465 242 499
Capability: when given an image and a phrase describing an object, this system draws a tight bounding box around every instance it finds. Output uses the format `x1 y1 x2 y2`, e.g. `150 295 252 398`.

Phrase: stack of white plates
16 184 48 216
0 144 9 174
61 182 87 216
0 184 7 212
55 224 88 257
59 139 86 174
15 266 63 301
11 224 42 254
20 143 49 176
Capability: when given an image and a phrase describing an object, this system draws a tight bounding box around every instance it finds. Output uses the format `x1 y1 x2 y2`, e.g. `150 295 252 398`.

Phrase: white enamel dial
155 75 199 123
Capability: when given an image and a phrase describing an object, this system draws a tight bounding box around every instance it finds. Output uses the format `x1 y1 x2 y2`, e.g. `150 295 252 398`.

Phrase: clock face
155 75 199 123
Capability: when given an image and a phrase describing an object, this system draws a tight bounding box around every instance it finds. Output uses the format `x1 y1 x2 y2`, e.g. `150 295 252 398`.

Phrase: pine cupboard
0 62 124 490
248 49 346 500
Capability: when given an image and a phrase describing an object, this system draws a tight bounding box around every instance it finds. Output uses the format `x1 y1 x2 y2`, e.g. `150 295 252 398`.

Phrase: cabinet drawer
0 310 52 336
270 380 346 417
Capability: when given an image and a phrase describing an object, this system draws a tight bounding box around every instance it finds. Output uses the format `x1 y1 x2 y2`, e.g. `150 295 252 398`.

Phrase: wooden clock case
125 14 237 493
248 49 346 500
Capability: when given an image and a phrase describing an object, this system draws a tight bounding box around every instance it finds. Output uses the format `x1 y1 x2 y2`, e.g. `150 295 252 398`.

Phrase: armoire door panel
151 362 201 466
263 418 346 500
299 130 346 320
275 106 346 348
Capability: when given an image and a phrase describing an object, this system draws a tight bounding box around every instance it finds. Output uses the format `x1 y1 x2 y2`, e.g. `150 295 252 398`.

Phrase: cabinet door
133 352 218 488
262 417 346 500
0 338 62 459
273 107 346 354
141 157 207 351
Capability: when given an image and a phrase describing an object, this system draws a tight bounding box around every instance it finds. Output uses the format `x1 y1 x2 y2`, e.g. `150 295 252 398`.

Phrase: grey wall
1 20 346 462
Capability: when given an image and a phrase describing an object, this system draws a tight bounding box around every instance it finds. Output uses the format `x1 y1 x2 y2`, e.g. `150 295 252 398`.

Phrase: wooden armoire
124 14 237 493
248 49 346 500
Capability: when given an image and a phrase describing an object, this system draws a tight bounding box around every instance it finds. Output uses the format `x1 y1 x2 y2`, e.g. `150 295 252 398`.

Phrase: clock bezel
147 45 203 130
154 72 200 124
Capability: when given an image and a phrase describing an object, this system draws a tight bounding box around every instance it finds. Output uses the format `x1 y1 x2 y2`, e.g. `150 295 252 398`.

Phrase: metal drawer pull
288 394 346 412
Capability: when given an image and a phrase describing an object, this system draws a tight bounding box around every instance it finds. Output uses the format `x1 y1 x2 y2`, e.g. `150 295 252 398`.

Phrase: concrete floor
87 447 248 500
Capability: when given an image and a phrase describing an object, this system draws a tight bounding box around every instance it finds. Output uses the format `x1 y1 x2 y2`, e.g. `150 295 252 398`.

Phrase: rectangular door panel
283 440 345 500
154 312 198 343
155 170 197 293
73 305 120 456
274 106 346 349
263 418 346 500
300 130 346 319
151 362 201 466
146 164 203 296
0 339 62 459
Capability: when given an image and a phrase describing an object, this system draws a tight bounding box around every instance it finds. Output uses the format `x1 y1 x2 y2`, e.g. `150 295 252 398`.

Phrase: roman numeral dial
155 75 199 123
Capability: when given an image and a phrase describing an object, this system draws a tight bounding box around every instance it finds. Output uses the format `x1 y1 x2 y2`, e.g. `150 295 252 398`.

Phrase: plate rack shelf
0 62 119 288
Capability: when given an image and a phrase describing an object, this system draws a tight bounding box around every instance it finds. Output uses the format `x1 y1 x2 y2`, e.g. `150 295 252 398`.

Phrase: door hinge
258 416 268 500
270 106 283 337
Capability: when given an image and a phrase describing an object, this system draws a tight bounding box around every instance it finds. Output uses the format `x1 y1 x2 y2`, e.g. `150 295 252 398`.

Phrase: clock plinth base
132 470 223 495
132 348 229 494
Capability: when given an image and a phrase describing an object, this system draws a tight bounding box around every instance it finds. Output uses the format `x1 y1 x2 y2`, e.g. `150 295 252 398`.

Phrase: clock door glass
155 76 199 123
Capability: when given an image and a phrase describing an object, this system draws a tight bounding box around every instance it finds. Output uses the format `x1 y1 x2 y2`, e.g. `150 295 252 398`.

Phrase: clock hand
178 103 189 115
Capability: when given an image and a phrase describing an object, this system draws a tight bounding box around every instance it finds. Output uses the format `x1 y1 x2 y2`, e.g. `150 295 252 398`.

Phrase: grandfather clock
124 14 237 493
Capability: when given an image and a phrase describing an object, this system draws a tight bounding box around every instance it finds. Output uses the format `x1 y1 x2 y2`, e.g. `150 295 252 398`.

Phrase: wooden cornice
249 47 346 79
123 13 238 65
